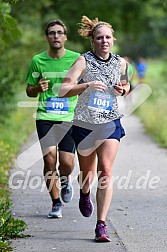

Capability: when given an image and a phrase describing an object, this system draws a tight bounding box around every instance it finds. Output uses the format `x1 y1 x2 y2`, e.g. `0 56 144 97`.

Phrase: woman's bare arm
58 56 107 97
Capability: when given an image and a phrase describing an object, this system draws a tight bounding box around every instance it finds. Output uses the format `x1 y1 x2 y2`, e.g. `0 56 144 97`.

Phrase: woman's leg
76 151 97 217
77 151 96 193
96 139 120 222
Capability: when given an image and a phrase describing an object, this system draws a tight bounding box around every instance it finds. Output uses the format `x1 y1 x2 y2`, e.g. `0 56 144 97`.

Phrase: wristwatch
121 89 126 96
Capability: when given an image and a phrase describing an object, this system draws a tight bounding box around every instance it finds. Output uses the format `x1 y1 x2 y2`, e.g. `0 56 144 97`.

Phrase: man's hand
37 77 50 92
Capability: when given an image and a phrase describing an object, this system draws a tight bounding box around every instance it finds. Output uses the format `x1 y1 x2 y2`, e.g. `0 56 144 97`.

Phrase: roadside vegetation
0 93 36 251
136 58 167 148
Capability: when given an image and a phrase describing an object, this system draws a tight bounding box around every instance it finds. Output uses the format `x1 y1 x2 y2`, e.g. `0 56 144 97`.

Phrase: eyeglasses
47 31 64 37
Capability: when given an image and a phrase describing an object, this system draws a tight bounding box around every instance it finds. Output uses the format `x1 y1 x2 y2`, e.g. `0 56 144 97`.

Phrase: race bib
46 97 69 114
88 92 113 112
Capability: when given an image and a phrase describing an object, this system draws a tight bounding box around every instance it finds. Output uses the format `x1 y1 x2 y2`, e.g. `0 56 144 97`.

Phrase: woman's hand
87 81 107 92
114 82 125 96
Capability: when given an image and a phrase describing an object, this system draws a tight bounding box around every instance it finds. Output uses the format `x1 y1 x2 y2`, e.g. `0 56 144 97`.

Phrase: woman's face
92 25 114 56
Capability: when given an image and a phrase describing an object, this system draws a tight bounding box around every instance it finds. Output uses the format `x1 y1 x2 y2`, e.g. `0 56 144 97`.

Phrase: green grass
1 92 36 151
136 58 167 148
0 91 36 251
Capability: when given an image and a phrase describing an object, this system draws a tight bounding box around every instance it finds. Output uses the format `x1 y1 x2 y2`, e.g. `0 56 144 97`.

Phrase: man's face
46 24 67 50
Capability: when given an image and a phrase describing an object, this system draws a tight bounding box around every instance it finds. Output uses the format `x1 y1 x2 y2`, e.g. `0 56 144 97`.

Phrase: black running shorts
36 120 75 153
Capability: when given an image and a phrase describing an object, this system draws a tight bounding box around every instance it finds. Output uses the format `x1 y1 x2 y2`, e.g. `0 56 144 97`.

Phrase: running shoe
79 191 94 217
95 222 111 242
60 176 74 203
48 202 62 218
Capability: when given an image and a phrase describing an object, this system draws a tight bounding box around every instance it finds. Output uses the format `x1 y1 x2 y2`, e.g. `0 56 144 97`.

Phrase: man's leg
43 147 59 199
59 151 75 177
36 120 63 218
43 147 63 218
58 127 76 203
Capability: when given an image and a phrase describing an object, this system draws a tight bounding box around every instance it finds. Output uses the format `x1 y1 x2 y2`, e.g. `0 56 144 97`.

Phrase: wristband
121 89 126 96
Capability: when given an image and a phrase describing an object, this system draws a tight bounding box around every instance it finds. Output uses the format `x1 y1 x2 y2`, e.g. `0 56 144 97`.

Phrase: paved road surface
10 114 167 252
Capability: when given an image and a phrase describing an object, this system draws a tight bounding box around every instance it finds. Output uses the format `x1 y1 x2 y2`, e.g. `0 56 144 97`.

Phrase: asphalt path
10 114 167 252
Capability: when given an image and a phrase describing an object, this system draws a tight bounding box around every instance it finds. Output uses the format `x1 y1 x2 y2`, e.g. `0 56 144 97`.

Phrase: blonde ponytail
78 15 116 40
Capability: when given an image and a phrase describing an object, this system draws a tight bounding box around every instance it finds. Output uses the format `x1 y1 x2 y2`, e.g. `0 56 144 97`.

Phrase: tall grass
0 91 36 250
136 58 167 148
1 92 36 151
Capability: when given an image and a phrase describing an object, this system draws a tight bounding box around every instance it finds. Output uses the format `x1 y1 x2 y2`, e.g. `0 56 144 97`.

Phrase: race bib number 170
46 97 69 114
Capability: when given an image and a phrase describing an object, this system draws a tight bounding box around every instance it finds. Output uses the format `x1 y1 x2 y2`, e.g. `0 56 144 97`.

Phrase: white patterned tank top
74 51 123 124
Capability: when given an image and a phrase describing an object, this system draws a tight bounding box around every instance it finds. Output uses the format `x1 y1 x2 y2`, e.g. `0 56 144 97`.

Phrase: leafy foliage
0 0 21 124
0 199 27 240
0 140 28 250
0 199 28 251
0 241 13 252
0 0 20 51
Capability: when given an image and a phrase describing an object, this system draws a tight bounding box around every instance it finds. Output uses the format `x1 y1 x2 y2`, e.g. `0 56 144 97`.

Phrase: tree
0 0 21 123
0 0 20 52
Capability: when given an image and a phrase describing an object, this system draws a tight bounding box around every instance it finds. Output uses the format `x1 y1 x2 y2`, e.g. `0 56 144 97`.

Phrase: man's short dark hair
45 20 67 36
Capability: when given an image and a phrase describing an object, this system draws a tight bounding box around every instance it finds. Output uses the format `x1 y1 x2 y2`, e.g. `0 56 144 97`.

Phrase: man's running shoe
95 222 111 242
48 202 62 218
60 176 74 203
79 191 94 217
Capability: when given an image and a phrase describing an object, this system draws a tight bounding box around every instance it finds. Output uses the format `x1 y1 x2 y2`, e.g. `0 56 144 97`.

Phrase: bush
0 199 27 240
0 140 29 251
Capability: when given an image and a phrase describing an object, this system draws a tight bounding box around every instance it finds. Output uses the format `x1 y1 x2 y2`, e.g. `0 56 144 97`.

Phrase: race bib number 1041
88 92 113 112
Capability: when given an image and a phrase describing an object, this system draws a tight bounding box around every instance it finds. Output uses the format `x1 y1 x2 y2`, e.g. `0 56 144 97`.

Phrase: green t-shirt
26 49 80 121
